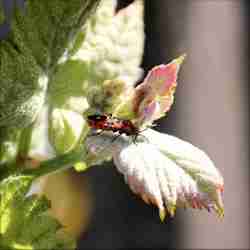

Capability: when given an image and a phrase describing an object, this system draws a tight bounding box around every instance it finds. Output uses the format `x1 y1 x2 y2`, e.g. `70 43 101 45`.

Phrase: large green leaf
10 0 101 69
0 0 100 130
0 0 100 168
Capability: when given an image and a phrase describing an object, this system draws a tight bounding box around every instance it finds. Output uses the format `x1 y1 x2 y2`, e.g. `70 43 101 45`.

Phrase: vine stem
21 147 87 178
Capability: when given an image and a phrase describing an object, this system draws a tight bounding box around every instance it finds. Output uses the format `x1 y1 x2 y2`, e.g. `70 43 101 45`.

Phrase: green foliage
0 0 146 249
0 127 20 165
49 108 87 154
0 176 75 249
10 0 101 69
49 60 89 111
0 0 100 130
0 41 47 128
71 0 144 106
49 0 144 154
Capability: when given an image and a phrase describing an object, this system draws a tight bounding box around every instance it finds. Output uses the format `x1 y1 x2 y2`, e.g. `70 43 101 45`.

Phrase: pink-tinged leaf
143 63 177 95
132 55 185 126
111 129 224 221
84 128 224 221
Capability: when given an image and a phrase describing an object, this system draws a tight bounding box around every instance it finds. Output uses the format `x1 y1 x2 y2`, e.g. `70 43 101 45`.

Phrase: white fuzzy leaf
143 129 224 190
111 130 224 220
72 0 144 86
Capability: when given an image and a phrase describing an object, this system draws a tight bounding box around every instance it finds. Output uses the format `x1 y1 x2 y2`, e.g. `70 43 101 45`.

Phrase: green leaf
0 176 76 250
0 0 100 130
0 41 48 129
10 0 101 69
49 108 87 154
49 60 90 113
0 128 20 166
48 59 90 154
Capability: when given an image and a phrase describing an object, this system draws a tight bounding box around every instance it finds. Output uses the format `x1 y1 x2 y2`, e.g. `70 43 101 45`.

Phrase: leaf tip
159 208 166 222
174 53 187 66
167 204 176 218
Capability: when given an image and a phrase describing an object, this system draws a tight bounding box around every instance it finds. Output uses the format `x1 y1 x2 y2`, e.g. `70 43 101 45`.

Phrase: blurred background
79 0 250 249
1 0 249 249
